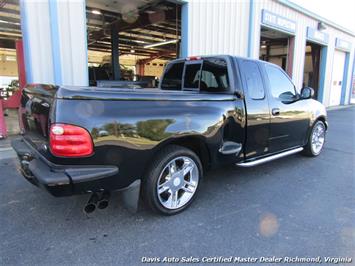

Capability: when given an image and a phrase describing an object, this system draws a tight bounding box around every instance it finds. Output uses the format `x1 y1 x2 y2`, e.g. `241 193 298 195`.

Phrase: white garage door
329 50 346 106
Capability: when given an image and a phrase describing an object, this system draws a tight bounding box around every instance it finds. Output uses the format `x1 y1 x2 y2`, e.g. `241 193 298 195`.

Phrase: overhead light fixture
261 45 267 49
144 39 178 49
97 41 111 45
133 40 146 44
92 10 102 15
5 56 16 61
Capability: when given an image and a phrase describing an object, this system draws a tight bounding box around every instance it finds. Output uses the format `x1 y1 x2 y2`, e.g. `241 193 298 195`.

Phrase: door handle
272 108 280 116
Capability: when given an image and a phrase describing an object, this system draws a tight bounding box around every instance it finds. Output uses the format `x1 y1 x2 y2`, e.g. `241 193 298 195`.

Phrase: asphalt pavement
0 106 354 265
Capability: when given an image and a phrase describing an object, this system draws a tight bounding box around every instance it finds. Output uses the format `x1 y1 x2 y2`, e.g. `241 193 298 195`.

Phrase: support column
20 0 88 86
111 24 120 80
247 0 255 58
0 101 6 139
286 37 295 78
317 47 328 103
180 3 188 58
340 53 350 105
16 40 26 90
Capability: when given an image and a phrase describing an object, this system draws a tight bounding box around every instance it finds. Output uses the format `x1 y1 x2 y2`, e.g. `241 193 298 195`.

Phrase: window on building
242 60 265 99
160 62 184 90
265 64 296 99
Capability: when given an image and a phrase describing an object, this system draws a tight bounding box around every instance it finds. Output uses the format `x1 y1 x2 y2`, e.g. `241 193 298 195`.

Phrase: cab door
239 59 271 159
263 64 310 153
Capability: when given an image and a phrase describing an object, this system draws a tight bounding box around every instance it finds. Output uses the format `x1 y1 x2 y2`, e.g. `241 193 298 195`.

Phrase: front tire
303 120 326 157
143 145 203 215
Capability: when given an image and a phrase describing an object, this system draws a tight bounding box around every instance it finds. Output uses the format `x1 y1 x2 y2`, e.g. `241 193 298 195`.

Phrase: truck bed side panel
45 95 245 190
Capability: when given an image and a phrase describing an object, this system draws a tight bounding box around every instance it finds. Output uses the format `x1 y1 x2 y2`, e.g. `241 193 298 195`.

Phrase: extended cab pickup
12 55 327 215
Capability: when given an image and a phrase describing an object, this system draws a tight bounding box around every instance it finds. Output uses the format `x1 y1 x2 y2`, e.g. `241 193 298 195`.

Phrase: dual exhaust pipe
84 191 110 214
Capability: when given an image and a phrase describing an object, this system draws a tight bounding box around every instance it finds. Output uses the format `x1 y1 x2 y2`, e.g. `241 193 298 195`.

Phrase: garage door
329 50 346 106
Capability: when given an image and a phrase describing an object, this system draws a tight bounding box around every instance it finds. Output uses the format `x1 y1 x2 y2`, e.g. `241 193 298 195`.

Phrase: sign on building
306 27 329 45
261 9 296 34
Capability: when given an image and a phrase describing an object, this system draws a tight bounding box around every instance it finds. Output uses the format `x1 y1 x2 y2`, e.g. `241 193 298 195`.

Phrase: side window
200 58 230 92
183 63 202 89
242 61 265 100
265 65 296 99
160 62 184 90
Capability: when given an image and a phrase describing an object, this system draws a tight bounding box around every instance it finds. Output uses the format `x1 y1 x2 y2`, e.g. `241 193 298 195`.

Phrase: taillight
186 56 201 61
49 124 93 157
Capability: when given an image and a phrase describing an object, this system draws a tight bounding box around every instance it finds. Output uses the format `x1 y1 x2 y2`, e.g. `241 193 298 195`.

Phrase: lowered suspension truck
12 55 327 215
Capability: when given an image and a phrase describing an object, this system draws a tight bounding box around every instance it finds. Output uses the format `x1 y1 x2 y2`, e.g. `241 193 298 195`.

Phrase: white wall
20 0 88 86
186 0 250 57
20 0 54 84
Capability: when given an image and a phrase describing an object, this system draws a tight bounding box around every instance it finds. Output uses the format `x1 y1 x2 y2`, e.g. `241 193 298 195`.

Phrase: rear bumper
11 138 119 197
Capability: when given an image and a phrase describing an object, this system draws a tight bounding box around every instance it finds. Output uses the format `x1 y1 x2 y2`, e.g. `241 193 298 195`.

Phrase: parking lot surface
0 106 354 265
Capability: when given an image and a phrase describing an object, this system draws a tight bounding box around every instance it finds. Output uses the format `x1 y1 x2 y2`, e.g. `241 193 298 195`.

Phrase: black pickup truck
12 55 327 215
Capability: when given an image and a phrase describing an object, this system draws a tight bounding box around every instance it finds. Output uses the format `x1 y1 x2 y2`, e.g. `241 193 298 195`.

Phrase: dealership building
0 0 354 107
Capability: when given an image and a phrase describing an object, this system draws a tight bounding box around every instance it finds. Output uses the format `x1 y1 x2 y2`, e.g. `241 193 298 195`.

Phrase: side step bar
236 147 303 167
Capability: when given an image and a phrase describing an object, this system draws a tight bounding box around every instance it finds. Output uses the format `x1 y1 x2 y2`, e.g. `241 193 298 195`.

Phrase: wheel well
317 116 327 129
165 137 211 171
304 116 327 145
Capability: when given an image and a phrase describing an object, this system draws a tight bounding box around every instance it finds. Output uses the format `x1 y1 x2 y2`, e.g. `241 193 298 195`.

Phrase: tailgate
20 84 57 150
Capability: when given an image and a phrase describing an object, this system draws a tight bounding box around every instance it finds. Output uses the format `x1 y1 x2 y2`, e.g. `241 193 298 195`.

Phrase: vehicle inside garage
0 0 20 99
86 0 181 87
259 26 295 77
0 0 22 136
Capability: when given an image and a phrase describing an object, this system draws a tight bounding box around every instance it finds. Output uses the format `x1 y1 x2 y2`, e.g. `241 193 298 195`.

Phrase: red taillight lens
49 124 93 157
186 56 201 61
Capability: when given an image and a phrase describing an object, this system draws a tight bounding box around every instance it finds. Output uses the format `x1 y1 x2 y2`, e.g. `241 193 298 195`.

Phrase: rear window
161 58 230 93
200 58 229 92
160 62 184 90
183 63 202 90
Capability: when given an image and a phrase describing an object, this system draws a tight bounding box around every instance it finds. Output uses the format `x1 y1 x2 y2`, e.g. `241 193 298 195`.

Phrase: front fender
309 99 327 129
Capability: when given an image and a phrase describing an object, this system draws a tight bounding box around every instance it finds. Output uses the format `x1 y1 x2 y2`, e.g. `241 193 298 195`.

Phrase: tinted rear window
200 58 229 92
160 62 184 90
183 63 202 90
161 58 230 92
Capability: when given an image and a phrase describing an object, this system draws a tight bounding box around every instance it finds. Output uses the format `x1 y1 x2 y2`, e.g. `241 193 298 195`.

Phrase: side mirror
300 87 314 99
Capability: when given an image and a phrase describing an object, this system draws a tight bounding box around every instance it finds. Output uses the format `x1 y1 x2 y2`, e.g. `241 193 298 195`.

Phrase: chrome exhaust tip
83 193 99 214
84 203 96 214
97 191 110 210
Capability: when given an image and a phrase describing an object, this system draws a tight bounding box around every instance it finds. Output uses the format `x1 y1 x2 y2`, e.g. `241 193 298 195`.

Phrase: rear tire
302 120 326 157
143 145 203 215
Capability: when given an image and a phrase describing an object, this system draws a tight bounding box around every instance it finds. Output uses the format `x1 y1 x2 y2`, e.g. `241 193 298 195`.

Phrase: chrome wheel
157 156 199 210
311 122 325 155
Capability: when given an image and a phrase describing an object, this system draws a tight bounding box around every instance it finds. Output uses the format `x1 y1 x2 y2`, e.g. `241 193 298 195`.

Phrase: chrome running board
236 147 303 167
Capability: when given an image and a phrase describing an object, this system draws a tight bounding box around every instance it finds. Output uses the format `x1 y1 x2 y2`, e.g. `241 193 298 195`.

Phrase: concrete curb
326 104 355 111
